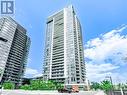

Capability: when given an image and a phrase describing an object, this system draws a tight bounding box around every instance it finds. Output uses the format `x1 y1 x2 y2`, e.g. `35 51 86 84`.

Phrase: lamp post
117 77 124 95
105 76 114 95
120 87 124 95
85 78 90 91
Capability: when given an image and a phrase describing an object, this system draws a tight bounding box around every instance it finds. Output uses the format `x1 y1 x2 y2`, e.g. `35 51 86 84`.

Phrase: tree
100 80 112 94
117 83 121 90
91 82 101 90
56 83 64 89
30 80 39 90
30 80 58 90
20 79 64 90
46 80 56 90
124 83 127 90
3 81 15 89
50 80 64 89
20 84 31 90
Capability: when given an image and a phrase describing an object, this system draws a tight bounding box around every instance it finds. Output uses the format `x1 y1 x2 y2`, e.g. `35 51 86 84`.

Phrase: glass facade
43 5 86 84
0 17 30 86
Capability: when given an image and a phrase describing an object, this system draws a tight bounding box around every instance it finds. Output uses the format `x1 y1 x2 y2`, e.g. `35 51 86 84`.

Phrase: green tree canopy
100 80 112 91
3 81 15 89
20 84 31 90
20 79 64 90
91 82 101 90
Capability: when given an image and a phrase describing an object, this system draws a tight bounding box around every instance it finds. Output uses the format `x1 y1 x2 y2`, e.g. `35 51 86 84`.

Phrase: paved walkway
1 90 106 95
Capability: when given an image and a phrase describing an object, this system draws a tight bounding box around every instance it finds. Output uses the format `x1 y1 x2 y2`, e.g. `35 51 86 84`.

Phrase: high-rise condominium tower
43 5 85 85
0 17 30 86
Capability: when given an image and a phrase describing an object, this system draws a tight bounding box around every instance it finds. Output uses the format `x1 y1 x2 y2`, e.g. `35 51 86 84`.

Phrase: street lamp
117 77 124 95
105 76 114 95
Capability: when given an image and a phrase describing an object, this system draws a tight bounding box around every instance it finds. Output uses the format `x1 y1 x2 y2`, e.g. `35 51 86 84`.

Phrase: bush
91 82 101 90
3 82 15 89
20 84 31 90
30 80 56 90
19 80 64 90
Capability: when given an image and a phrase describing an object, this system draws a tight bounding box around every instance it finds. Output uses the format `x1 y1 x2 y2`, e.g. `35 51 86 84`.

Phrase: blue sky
11 0 127 83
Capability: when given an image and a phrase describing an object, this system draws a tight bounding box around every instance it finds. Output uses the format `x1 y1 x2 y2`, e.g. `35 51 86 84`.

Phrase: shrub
3 81 15 89
20 84 31 90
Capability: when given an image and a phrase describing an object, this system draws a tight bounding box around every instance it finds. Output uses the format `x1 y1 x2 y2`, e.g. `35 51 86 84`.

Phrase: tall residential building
43 5 86 85
0 17 30 86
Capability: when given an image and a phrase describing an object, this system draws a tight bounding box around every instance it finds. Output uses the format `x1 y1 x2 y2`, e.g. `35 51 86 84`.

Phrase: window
0 37 8 42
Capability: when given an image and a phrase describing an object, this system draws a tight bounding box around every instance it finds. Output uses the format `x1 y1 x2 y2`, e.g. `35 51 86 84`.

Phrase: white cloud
25 68 38 75
86 63 119 74
85 25 127 83
86 63 121 83
33 74 43 78
24 68 42 78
